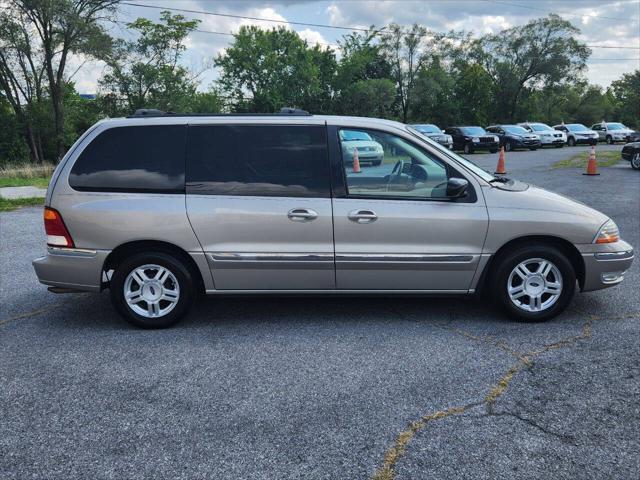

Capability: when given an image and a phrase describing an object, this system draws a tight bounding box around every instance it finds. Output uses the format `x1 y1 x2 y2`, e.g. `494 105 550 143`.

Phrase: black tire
529 147 538 151
489 149 498 154
631 152 640 170
463 143 473 154
568 137 576 147
606 136 613 145
110 251 195 328
372 160 382 167
490 245 576 322
554 144 563 148
504 141 512 152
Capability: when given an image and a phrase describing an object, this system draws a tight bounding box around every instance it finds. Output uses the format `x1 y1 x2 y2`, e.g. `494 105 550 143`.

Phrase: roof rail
131 109 168 117
126 107 312 118
279 107 311 115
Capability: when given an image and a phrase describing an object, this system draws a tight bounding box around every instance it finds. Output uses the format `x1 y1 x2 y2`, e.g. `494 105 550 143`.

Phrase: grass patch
553 150 621 169
0 163 55 188
0 197 44 212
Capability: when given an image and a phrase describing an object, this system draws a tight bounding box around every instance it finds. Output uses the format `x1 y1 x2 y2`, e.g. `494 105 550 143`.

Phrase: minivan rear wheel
491 245 576 322
110 252 195 328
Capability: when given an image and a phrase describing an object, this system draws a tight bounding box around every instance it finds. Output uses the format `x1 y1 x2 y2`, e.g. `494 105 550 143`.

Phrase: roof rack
127 106 312 118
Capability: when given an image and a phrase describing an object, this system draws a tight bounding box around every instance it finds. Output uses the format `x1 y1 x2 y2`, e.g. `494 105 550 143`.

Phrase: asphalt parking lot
1 144 639 479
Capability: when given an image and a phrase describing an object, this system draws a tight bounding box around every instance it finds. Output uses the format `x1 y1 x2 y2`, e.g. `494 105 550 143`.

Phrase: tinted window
70 125 186 192
187 125 329 197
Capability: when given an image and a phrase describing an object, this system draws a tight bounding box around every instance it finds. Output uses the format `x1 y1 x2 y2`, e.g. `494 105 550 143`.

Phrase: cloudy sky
73 0 640 94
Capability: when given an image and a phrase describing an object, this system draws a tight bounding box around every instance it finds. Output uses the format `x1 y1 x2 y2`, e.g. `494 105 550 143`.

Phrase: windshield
340 130 373 141
606 123 626 130
407 126 495 183
503 125 528 134
413 124 442 134
530 123 553 132
460 126 487 136
566 124 589 132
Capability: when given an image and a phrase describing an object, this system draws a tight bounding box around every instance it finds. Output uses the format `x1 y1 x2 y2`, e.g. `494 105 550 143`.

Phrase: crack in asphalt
371 310 640 480
488 411 577 445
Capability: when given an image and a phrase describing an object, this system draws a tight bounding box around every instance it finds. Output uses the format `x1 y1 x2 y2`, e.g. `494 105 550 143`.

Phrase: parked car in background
339 129 384 166
553 124 598 146
411 124 453 149
591 122 636 144
627 130 640 143
32 109 634 328
621 142 640 170
444 126 499 154
519 122 566 147
486 125 541 151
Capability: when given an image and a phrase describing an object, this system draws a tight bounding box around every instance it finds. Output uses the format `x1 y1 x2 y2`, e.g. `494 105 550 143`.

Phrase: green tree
610 70 640 129
4 0 117 159
478 14 590 122
380 23 429 123
339 79 396 118
0 96 29 166
215 26 337 113
99 11 200 115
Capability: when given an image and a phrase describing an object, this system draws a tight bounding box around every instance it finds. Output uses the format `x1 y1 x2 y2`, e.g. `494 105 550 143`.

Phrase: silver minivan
33 110 634 328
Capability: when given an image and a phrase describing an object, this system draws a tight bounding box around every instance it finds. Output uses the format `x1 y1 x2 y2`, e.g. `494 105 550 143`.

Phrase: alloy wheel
507 258 563 312
124 264 180 318
632 153 640 170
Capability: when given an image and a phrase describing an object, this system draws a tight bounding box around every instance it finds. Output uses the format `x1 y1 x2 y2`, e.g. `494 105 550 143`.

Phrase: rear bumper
32 247 110 292
581 244 634 292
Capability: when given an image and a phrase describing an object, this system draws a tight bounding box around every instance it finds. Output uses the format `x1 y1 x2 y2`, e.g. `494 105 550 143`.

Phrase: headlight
493 136 499 142
594 220 620 244
472 137 480 142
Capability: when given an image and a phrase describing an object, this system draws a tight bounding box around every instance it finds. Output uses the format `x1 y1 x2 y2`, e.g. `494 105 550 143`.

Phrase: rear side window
69 125 186 193
186 125 330 197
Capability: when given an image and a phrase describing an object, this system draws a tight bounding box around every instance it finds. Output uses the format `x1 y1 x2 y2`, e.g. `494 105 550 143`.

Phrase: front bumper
470 141 499 151
33 247 110 292
580 241 634 292
540 137 565 146
574 136 598 145
516 139 541 148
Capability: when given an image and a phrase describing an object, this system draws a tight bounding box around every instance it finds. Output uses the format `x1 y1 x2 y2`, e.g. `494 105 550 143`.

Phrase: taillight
44 207 75 248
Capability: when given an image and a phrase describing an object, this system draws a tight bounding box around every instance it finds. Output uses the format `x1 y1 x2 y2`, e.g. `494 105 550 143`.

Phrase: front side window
503 126 528 134
69 125 186 192
186 125 330 197
339 128 453 199
460 126 487 136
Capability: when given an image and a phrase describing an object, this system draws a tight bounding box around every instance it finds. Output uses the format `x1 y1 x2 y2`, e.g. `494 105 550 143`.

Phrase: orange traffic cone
583 145 599 175
352 148 361 173
494 146 507 175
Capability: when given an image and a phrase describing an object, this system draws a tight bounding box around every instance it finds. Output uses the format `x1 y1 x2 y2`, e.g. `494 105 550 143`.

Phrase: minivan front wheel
110 252 195 328
491 246 576 322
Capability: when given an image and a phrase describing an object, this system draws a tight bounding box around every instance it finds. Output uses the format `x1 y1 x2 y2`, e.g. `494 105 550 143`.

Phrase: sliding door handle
348 209 377 224
287 208 318 222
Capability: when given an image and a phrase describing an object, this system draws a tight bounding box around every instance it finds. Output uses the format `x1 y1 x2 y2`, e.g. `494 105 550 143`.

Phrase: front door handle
287 208 318 222
348 209 377 224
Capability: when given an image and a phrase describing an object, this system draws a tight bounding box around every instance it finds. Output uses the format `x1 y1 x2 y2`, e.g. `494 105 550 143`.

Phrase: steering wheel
386 160 406 191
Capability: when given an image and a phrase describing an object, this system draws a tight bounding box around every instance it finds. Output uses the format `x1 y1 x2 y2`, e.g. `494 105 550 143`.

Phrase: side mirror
446 177 468 198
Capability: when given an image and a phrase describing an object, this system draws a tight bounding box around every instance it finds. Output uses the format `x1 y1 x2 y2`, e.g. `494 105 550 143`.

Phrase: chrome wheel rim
124 264 180 318
632 153 640 169
507 258 562 312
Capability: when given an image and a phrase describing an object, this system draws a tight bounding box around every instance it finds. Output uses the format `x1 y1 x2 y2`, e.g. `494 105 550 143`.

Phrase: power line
484 0 638 22
121 2 376 32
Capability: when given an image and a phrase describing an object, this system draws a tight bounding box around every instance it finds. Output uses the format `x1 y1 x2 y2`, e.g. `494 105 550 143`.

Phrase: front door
331 126 489 291
185 122 335 290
